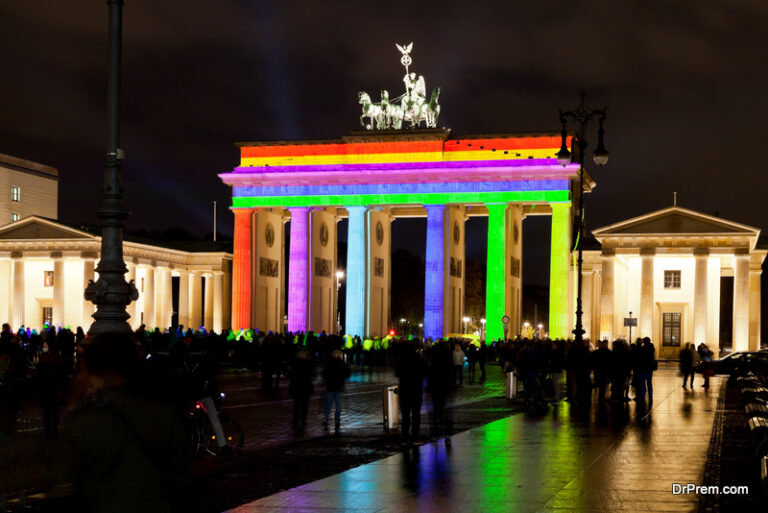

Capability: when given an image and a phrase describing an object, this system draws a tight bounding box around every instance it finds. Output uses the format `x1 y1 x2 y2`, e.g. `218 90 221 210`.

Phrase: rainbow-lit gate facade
220 129 579 342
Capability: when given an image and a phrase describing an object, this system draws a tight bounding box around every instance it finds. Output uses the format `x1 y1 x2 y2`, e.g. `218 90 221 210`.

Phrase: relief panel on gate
314 257 332 277
449 256 462 278
374 257 385 277
510 256 520 278
259 256 279 277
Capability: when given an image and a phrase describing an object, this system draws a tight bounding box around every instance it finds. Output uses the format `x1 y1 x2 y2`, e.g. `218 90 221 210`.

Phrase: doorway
659 308 683 358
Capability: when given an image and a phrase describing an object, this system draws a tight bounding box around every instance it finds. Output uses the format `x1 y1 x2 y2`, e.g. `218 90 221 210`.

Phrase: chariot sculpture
358 42 441 130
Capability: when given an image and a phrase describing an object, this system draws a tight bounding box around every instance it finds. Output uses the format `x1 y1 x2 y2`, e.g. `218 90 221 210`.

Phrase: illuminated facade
220 129 584 341
0 216 232 332
582 206 766 357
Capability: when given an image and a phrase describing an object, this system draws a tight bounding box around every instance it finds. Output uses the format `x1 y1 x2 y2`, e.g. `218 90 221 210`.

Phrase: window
44 271 54 287
664 270 681 288
11 213 19 222
42 307 53 326
11 186 20 202
662 312 681 346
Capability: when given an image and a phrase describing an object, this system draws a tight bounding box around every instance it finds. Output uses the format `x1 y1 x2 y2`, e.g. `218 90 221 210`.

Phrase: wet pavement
0 362 513 510
228 364 724 513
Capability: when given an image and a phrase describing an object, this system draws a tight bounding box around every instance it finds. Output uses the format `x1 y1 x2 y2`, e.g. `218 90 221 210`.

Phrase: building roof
590 205 763 254
592 206 759 237
0 152 59 178
0 216 232 254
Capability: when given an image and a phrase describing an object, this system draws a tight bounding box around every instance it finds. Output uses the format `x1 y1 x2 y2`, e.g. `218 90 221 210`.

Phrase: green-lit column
549 202 571 339
485 203 507 342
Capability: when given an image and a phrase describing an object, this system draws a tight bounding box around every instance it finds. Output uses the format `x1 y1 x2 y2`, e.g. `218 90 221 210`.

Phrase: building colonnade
231 201 573 342
0 216 233 332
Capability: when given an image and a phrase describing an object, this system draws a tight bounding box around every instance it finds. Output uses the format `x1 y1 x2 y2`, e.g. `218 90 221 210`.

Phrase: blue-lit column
345 206 366 337
424 204 446 340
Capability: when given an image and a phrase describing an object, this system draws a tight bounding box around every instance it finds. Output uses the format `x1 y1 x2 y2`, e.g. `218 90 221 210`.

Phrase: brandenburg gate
220 130 581 342
219 43 582 342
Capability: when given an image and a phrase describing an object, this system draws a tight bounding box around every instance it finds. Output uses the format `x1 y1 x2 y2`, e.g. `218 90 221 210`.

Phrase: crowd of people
5 320 724 430
3 319 731 510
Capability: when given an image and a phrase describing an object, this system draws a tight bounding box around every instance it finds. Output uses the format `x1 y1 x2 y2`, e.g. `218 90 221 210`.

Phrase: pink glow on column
288 207 310 333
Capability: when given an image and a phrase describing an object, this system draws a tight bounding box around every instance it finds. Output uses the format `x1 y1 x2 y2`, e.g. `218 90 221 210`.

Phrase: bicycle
187 393 244 457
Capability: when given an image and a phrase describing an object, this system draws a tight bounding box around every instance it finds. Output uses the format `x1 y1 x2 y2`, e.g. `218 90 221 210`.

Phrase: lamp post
462 316 470 334
556 92 609 347
84 0 138 335
480 318 486 341
335 270 344 333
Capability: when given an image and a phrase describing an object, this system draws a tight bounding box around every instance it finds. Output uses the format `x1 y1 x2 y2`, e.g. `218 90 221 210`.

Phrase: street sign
623 317 637 327
502 315 510 325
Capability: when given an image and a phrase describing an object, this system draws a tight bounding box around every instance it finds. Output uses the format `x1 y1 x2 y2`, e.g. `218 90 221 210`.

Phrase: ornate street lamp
85 0 138 335
557 92 609 346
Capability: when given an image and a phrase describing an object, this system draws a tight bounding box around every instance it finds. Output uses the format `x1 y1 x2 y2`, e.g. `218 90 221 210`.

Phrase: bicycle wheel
204 415 244 456
184 415 204 457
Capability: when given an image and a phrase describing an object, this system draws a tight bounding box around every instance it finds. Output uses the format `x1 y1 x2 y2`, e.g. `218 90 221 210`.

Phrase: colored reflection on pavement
227 366 721 513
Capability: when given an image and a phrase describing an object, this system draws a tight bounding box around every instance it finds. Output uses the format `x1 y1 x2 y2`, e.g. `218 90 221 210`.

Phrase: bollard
383 385 399 431
506 372 517 399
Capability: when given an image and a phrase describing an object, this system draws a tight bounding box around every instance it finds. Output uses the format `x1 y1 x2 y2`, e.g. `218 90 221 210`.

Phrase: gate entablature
220 130 579 209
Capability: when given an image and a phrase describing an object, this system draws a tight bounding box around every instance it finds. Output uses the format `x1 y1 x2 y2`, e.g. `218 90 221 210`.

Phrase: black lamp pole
85 0 138 335
556 92 609 346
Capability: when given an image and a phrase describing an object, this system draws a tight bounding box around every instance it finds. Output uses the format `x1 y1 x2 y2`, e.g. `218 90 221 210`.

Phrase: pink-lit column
288 207 311 333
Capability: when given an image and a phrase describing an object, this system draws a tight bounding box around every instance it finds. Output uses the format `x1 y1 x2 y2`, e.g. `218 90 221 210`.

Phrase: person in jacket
697 343 714 389
37 340 67 438
64 332 190 513
452 343 465 385
517 342 542 406
636 337 656 402
396 342 427 444
322 349 350 433
288 350 314 432
550 340 566 402
427 342 453 436
679 343 698 389
591 340 612 403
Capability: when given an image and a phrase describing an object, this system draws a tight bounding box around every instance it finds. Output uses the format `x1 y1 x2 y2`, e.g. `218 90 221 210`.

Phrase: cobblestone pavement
4 363 749 513
229 364 727 513
219 364 509 451
699 380 768 513
0 362 513 511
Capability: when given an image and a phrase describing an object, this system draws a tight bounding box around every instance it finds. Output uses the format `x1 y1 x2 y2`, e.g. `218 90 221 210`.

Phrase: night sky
2 1 768 288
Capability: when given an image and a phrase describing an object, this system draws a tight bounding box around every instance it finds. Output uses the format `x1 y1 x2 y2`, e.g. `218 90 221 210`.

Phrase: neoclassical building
0 216 232 332
582 205 766 357
220 129 583 342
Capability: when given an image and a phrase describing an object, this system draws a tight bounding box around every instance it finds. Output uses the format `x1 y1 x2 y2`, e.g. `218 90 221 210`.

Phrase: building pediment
0 216 95 240
592 206 758 237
